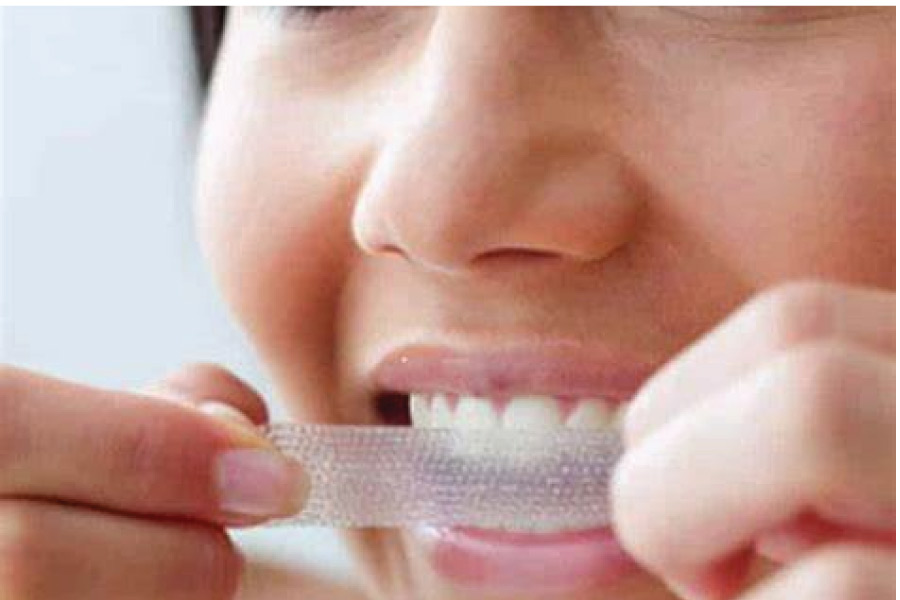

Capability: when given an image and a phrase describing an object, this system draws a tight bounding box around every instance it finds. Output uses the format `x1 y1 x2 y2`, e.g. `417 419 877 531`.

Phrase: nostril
379 243 407 259
356 229 407 258
473 247 563 266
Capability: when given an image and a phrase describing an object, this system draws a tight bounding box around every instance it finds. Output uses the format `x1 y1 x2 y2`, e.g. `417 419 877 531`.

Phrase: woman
0 7 894 600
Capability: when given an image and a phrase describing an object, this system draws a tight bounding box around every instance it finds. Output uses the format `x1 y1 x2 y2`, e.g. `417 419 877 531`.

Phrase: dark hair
190 7 227 89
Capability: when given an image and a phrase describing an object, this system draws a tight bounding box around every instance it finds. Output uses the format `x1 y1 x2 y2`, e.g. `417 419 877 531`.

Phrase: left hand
612 281 895 600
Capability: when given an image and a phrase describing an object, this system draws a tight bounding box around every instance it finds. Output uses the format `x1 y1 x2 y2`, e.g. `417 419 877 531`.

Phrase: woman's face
195 8 894 600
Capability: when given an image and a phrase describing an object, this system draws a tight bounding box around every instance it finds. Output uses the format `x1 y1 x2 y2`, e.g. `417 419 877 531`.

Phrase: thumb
144 362 270 427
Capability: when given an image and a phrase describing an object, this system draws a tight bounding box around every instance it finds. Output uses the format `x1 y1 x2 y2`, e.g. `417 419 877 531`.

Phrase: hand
612 281 895 599
0 363 307 600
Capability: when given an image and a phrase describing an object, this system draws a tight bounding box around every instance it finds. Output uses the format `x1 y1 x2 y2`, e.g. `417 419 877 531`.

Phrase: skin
0 7 893 600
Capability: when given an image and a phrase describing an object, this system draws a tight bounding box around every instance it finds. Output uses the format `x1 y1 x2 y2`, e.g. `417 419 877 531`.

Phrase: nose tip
352 195 502 274
352 166 639 275
352 127 641 275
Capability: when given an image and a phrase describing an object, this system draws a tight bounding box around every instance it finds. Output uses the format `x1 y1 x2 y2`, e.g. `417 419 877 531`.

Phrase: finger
738 544 894 600
238 561 370 600
143 362 269 425
755 512 895 564
626 282 895 445
0 365 306 525
0 499 242 600
612 342 894 592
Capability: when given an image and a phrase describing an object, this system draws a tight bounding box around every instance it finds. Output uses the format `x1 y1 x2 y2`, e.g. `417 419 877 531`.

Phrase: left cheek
659 38 893 287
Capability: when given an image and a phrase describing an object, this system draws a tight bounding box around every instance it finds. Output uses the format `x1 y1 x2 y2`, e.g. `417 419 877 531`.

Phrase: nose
352 8 641 275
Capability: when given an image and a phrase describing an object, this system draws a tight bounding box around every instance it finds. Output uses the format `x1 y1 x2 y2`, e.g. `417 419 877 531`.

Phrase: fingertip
199 401 258 430
664 550 753 600
621 391 650 448
152 362 269 425
214 448 309 524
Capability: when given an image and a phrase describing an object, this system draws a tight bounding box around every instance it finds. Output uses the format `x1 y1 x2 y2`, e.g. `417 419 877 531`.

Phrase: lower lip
411 525 641 594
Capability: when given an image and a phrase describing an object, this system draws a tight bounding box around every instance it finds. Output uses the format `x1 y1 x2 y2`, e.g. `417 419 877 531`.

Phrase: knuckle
779 342 872 490
786 342 860 416
113 407 217 511
120 419 168 475
796 545 893 600
115 418 193 502
0 503 46 599
754 281 840 349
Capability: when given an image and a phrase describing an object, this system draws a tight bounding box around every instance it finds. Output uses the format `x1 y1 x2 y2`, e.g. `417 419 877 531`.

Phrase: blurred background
1 6 353 581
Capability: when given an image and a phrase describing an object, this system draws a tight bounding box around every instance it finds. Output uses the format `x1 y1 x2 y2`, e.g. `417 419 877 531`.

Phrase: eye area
267 6 362 24
665 6 878 25
291 7 356 16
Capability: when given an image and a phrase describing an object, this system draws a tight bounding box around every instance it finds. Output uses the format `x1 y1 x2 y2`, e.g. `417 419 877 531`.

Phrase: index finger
625 281 894 446
0 366 307 525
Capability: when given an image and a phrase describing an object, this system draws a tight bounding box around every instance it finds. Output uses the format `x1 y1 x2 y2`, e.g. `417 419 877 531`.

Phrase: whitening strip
263 424 622 532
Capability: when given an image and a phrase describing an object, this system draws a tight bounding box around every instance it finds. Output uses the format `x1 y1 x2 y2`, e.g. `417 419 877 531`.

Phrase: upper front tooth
430 393 454 428
501 395 562 429
454 396 498 429
611 402 627 428
565 400 612 429
409 392 431 427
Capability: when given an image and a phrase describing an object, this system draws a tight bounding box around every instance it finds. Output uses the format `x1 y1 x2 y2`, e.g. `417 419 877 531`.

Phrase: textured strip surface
263 424 622 532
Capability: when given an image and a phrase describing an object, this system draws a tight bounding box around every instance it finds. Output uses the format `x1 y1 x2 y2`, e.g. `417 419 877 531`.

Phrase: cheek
194 92 365 416
637 32 894 287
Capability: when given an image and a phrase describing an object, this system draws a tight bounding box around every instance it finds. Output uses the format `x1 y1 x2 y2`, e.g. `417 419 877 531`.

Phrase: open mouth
413 392 625 429
369 343 655 593
375 391 625 430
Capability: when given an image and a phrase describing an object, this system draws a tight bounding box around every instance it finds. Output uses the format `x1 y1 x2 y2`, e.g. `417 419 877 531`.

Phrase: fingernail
215 448 308 519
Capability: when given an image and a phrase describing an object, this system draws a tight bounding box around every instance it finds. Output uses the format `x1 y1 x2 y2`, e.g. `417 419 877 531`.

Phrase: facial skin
194 8 894 600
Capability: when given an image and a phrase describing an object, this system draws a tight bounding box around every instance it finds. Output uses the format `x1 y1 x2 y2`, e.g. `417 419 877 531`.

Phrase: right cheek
198 175 358 422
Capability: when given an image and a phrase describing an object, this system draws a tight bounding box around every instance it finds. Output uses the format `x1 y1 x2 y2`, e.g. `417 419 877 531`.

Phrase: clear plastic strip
263 424 622 532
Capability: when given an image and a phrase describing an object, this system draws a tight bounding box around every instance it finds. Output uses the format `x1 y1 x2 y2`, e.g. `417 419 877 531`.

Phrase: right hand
0 363 308 600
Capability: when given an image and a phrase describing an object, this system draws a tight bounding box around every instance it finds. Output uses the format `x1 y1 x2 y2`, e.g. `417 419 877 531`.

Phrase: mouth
372 342 648 427
375 389 626 431
369 342 656 594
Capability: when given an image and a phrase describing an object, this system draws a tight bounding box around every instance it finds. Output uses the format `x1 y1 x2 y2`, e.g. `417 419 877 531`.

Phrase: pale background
0 6 353 580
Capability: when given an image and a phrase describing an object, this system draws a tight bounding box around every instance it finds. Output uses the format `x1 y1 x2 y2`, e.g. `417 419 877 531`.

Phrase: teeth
502 395 562 429
565 400 612 429
430 393 454 428
409 393 431 428
409 393 623 431
454 396 498 429
406 392 623 533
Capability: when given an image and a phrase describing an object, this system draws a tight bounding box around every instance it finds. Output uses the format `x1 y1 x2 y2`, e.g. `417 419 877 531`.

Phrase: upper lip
372 341 660 403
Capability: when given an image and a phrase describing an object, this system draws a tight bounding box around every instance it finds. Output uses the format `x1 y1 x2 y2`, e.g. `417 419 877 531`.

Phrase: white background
1 6 353 580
